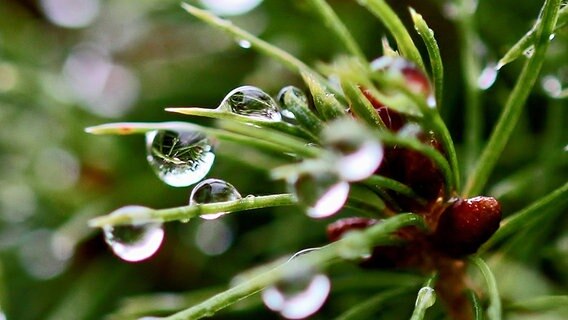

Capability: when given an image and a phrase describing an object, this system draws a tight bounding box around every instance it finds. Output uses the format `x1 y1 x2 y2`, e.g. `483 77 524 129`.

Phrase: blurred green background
0 0 566 319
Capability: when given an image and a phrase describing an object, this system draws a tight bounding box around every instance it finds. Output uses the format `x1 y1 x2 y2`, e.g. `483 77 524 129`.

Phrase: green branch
162 213 425 320
410 8 444 109
470 256 501 320
89 194 296 227
463 0 561 196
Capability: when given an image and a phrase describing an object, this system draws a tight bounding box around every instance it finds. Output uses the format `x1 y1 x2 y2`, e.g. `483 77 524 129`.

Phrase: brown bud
433 196 502 257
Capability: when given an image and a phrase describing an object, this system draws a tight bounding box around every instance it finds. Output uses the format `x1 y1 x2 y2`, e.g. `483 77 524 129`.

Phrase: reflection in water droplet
291 171 349 219
219 86 281 121
277 86 308 123
262 273 331 319
146 130 215 187
324 119 383 182
477 63 498 90
238 39 252 48
189 178 242 220
103 206 164 262
541 75 562 98
523 46 534 58
415 286 436 308
195 219 234 255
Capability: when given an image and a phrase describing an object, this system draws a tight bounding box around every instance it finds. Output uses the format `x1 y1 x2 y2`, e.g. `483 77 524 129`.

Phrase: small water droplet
262 273 331 319
523 45 535 58
146 130 215 187
189 178 242 220
541 75 562 98
477 63 498 90
324 119 383 182
103 206 164 262
290 170 349 219
237 39 252 48
415 286 436 308
549 33 556 41
219 86 281 121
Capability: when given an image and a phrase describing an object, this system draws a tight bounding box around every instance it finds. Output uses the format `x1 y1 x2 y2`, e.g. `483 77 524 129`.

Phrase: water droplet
102 206 164 262
541 75 562 98
146 130 215 187
415 286 436 309
262 273 331 319
277 86 308 123
523 45 535 58
324 119 383 182
290 170 349 219
195 219 234 255
189 178 242 220
477 63 498 90
237 39 252 48
549 33 556 41
219 86 281 121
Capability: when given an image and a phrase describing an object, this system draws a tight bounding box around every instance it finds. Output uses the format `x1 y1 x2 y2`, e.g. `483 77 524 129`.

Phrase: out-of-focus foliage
0 0 566 319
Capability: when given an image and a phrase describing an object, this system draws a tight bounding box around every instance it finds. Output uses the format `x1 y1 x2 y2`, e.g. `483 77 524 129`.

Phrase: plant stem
463 0 561 196
498 5 568 68
506 295 568 312
307 0 367 63
162 214 425 320
410 8 444 109
89 194 296 227
362 175 426 204
468 289 483 320
357 0 425 70
470 256 501 320
456 0 483 177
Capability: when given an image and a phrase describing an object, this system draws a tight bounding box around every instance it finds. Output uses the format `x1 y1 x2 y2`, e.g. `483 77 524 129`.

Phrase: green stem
409 274 438 320
86 121 320 159
409 8 444 109
463 0 561 196
357 0 425 70
89 194 296 227
180 3 345 102
498 5 568 68
470 256 501 320
307 0 366 62
456 0 483 177
481 181 568 251
468 289 483 320
302 71 346 120
162 213 425 320
165 107 317 141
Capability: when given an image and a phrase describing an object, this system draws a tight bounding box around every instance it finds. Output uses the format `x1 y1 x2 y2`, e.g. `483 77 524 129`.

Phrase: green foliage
0 0 566 319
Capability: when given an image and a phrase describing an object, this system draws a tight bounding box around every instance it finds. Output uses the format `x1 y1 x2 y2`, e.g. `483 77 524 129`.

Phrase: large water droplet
146 130 215 187
262 273 331 319
189 178 242 220
477 63 498 90
324 119 383 182
219 86 281 121
290 171 349 219
102 206 164 262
